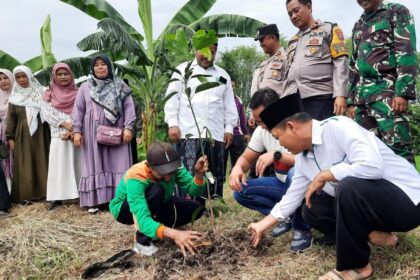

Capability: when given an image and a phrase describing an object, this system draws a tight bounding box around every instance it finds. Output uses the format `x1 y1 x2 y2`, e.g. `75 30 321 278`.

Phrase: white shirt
41 100 72 138
248 126 289 182
271 116 420 220
164 60 238 142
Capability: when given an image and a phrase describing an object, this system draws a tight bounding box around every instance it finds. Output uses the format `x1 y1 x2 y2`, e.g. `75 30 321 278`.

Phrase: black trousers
116 183 204 245
0 166 10 211
176 139 225 200
302 94 334 121
130 137 138 164
224 135 246 176
302 177 420 271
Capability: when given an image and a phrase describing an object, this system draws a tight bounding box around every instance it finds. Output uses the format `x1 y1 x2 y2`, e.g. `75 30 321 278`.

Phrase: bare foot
319 263 373 280
369 231 398 247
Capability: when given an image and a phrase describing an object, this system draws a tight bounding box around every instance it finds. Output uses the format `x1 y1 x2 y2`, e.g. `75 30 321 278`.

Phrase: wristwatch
274 150 282 161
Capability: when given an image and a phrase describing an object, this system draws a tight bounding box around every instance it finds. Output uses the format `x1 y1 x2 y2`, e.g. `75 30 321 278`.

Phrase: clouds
0 0 419 62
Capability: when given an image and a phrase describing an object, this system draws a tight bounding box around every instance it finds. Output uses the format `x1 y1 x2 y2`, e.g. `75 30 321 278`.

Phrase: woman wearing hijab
72 55 135 212
6 66 50 204
42 63 81 211
0 69 13 215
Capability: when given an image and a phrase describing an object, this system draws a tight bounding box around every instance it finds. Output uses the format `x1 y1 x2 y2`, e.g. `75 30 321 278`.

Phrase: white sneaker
132 242 158 256
87 207 99 214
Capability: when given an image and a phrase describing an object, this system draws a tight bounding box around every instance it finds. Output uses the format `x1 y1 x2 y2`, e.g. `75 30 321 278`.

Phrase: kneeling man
248 94 420 280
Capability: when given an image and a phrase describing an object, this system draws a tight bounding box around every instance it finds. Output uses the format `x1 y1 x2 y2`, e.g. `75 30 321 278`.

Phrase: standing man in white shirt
248 93 420 280
164 42 238 202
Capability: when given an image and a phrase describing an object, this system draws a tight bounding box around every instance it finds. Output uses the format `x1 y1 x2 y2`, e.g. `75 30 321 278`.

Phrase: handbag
93 102 122 146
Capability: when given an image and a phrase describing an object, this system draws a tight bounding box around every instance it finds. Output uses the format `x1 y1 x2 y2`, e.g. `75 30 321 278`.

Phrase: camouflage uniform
348 1 417 163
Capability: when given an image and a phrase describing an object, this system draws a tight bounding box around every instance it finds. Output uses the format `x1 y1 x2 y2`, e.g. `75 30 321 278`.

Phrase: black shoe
48 201 62 211
20 200 33 206
313 235 336 246
0 210 10 218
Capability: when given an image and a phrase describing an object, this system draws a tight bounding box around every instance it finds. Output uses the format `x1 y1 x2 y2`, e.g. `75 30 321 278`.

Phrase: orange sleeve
194 176 205 186
156 224 166 239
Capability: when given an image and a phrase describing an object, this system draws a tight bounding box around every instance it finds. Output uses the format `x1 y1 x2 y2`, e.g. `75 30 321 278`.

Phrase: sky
1 0 419 62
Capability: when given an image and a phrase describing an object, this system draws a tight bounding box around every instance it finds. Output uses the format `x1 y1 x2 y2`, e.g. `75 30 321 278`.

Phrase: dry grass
0 188 419 280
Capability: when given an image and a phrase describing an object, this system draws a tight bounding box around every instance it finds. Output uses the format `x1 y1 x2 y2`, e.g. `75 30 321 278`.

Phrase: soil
153 229 273 279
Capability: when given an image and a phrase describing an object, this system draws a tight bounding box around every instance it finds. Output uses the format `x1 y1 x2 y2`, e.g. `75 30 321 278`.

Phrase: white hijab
0 68 13 121
9 66 45 136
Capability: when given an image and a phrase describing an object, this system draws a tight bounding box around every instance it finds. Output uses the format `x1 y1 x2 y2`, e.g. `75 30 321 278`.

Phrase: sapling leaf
185 133 193 140
205 171 215 184
185 87 191 98
196 82 220 93
162 91 178 103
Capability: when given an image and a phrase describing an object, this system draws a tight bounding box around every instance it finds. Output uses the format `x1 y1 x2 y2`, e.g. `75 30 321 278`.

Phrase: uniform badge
308 38 320 45
272 63 280 68
334 28 344 41
309 47 319 54
272 70 278 77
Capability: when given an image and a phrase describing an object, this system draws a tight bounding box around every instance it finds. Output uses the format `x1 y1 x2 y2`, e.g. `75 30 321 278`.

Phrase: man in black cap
248 23 288 180
251 24 286 98
248 94 420 280
229 88 312 252
109 142 209 257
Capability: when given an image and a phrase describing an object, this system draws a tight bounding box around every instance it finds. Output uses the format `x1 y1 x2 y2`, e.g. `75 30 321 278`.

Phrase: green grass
1 190 419 279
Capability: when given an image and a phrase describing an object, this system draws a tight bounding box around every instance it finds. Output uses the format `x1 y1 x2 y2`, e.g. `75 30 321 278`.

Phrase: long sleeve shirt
270 116 420 220
109 161 206 239
283 21 349 99
164 60 238 142
72 82 136 134
347 1 417 105
41 100 72 138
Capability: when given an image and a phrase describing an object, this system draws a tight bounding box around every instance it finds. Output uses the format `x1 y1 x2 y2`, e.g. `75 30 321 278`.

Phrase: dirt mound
154 229 273 279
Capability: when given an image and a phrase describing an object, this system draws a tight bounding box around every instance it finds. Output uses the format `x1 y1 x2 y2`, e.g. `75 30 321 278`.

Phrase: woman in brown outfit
6 66 50 203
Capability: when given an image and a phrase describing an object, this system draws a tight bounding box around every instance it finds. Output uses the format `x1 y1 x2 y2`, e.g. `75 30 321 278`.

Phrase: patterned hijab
88 54 130 124
9 66 45 136
0 68 14 120
43 63 78 115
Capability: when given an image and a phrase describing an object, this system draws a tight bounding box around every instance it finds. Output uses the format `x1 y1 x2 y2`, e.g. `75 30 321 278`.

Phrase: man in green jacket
110 142 208 256
347 0 417 164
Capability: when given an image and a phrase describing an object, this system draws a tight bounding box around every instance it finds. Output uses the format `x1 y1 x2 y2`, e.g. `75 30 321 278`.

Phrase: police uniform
250 24 287 97
283 21 349 120
250 48 287 97
348 1 417 164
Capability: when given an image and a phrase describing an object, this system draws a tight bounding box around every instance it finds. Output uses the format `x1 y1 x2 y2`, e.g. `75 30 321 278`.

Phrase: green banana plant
60 0 266 155
0 15 55 75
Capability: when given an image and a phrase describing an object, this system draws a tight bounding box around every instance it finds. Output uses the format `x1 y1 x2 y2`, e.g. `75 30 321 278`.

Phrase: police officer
251 24 287 97
248 24 288 178
283 0 349 120
347 0 417 164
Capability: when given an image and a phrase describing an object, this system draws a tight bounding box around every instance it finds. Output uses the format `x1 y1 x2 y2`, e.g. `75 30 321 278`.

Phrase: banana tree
0 15 55 77
60 0 266 155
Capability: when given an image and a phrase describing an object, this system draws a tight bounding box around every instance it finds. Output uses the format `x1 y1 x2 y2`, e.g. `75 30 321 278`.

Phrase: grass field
0 186 419 280
416 155 420 172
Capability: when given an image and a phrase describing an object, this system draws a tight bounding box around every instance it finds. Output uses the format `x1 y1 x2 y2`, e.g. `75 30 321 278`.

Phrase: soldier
347 0 417 164
283 0 349 120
